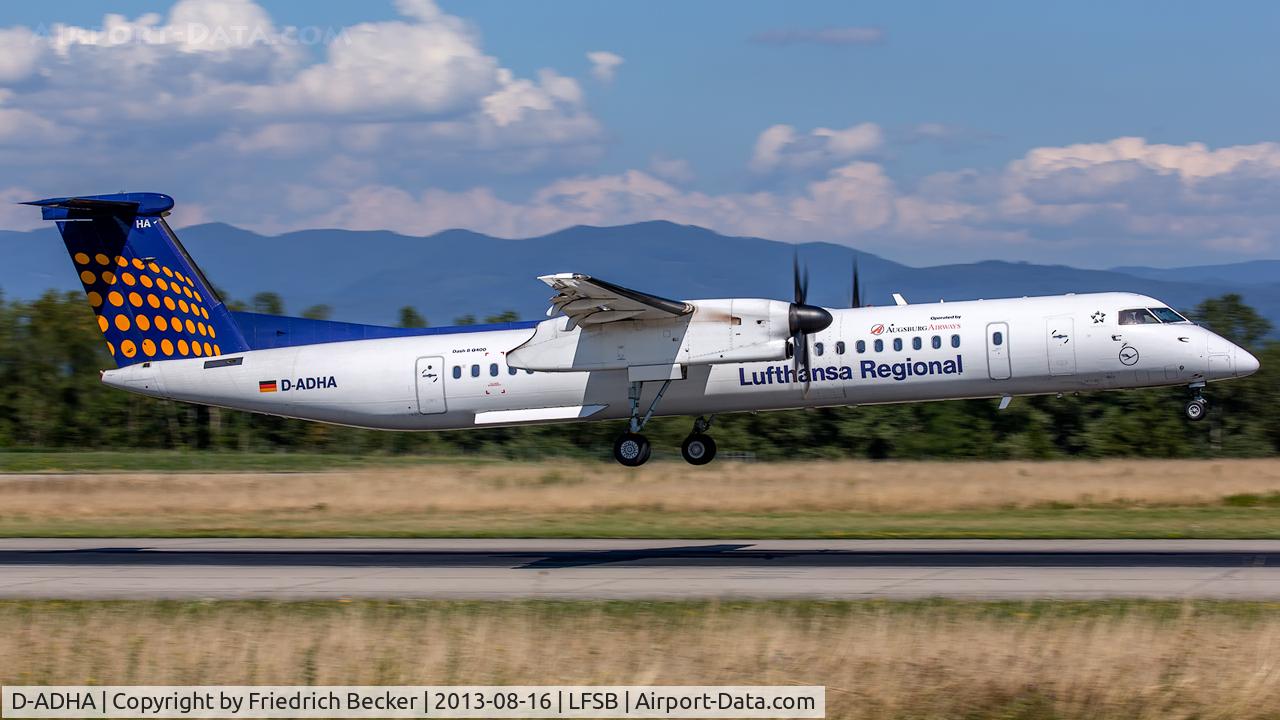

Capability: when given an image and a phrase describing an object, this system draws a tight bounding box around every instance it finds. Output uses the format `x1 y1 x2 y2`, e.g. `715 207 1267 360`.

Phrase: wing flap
539 273 693 325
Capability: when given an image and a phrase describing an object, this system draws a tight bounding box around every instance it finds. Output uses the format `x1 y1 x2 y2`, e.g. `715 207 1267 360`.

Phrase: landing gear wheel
1185 398 1207 422
613 433 651 466
681 433 717 465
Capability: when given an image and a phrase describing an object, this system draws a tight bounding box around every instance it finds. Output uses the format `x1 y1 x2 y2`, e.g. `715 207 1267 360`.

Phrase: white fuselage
102 292 1258 430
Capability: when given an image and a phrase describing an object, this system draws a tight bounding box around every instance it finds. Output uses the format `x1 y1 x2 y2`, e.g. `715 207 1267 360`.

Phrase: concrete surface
0 539 1277 600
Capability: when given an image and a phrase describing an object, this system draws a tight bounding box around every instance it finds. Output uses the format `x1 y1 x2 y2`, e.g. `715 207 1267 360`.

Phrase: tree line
0 289 1276 459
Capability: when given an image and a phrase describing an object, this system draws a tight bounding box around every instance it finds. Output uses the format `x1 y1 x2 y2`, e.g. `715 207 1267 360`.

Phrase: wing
539 273 693 327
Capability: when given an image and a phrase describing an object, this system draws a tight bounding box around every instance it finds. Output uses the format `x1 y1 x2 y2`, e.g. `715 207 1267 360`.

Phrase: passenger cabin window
874 339 884 352
835 341 846 355
1119 308 1160 325
814 342 825 356
489 363 499 377
508 366 518 376
471 364 480 378
932 335 942 349
951 334 961 348
912 337 922 351
893 338 903 352
992 331 1004 346
856 340 866 353
452 366 461 379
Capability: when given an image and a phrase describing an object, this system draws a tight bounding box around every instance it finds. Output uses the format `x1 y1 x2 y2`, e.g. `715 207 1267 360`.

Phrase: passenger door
1046 316 1076 376
986 322 1011 380
415 356 447 414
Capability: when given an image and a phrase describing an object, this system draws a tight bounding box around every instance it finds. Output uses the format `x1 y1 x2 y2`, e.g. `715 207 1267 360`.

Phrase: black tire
681 433 717 465
613 433 651 466
1185 399 1207 422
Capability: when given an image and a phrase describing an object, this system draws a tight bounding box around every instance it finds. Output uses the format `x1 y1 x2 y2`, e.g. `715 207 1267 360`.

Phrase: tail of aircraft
26 192 249 367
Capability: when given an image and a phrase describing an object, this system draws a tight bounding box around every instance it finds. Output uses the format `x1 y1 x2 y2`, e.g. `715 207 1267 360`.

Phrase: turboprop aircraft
27 192 1260 466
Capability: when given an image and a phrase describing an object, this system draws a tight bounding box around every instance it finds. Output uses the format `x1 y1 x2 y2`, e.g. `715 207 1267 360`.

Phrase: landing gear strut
681 416 717 465
1185 382 1207 422
611 380 671 467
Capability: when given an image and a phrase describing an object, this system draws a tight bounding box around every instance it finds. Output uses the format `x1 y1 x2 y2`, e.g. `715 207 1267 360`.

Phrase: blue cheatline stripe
230 312 539 350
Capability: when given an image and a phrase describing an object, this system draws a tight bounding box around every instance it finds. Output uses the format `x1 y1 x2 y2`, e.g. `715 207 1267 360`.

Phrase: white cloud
0 1 1276 267
0 27 44 83
586 51 623 83
0 0 604 217
0 186 43 231
648 155 695 184
244 11 497 118
750 122 883 174
273 135 1280 266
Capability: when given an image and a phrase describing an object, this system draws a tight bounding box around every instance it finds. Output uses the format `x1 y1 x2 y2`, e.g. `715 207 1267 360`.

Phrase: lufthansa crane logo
1118 345 1139 366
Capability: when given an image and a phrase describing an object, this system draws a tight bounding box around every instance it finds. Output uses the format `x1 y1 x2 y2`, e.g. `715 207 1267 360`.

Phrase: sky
0 0 1277 267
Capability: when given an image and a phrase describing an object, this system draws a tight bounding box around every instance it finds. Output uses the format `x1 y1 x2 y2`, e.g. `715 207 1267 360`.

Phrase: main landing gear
1184 382 1207 422
612 380 670 467
610 380 719 467
680 416 717 466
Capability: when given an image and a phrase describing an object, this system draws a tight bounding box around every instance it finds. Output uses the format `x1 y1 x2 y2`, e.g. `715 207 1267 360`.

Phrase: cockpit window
1118 308 1160 325
1149 307 1189 323
1118 307 1189 325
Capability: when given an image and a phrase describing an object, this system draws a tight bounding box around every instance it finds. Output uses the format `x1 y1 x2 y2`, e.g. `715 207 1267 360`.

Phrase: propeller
789 253 833 396
851 258 863 309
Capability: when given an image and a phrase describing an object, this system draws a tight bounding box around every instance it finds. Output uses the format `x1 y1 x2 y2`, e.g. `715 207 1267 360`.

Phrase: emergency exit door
986 322 1011 380
415 356 447 414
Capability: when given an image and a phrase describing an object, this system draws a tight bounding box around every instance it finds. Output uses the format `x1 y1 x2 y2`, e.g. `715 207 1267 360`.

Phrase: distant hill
1111 260 1280 287
3 220 1279 333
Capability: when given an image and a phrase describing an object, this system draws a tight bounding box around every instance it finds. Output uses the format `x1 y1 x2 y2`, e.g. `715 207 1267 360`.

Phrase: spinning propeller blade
789 252 833 397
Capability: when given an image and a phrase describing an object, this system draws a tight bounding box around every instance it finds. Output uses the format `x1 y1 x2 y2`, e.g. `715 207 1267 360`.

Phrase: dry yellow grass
3 600 1280 720
3 458 1280 517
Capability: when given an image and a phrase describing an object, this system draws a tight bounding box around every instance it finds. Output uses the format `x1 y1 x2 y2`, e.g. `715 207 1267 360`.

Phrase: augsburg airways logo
870 319 962 335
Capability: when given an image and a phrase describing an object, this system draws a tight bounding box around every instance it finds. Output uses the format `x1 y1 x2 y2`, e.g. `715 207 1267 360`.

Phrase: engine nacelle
507 298 794 372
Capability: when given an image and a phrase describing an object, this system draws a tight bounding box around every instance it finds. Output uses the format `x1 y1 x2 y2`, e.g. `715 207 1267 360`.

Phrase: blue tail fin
26 192 249 366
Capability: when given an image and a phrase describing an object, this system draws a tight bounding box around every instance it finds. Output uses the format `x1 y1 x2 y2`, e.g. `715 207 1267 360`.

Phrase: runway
2 539 1279 600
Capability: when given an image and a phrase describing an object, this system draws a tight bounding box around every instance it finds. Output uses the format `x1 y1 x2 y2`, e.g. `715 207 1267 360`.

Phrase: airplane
26 192 1260 466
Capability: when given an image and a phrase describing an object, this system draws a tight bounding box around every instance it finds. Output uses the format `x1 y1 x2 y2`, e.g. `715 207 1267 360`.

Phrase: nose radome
1236 346 1261 378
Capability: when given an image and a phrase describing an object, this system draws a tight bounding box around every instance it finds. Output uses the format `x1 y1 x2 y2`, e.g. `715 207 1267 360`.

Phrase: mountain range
3 220 1278 332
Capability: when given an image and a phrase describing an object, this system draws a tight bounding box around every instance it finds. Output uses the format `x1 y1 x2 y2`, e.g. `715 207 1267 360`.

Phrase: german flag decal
258 380 278 393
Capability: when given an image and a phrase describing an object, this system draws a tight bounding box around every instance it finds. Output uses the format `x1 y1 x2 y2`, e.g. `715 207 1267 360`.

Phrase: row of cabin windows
452 363 535 379
814 334 962 357
452 333 965 376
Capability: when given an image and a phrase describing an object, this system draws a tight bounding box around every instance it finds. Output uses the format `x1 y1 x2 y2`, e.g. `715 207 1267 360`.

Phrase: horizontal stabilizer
23 192 174 221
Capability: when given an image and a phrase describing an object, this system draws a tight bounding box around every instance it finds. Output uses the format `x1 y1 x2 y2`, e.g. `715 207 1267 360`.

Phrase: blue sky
0 0 1278 266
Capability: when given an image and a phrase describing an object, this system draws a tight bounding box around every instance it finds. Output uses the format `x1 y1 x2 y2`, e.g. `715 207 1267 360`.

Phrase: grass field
3 458 1280 537
3 599 1280 719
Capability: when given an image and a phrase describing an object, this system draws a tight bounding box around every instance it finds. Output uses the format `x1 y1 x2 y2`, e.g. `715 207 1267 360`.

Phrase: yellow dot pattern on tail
45 193 248 366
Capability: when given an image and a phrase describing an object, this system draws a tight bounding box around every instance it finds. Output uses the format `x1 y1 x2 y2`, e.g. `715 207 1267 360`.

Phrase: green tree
453 314 477 326
484 311 520 323
397 306 427 328
1193 293 1271 348
301 304 333 321
251 292 285 316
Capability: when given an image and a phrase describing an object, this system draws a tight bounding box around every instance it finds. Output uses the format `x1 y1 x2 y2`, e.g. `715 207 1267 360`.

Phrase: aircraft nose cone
1237 347 1261 378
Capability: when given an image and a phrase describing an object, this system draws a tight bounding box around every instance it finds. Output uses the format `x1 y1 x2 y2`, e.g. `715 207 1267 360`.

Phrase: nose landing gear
1184 397 1207 421
1184 382 1207 422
